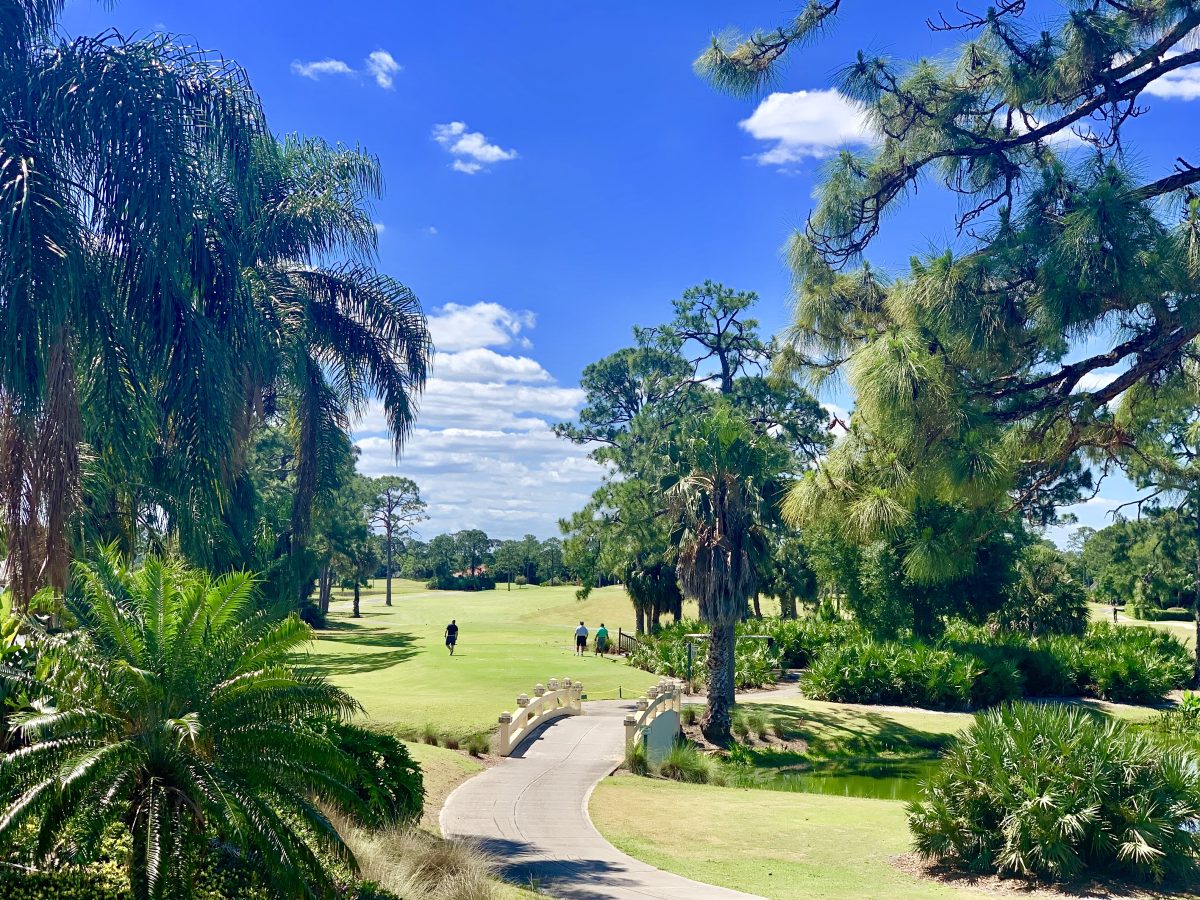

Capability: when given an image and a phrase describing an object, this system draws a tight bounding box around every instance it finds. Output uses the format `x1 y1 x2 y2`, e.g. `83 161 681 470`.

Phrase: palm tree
0 549 364 899
233 136 430 601
663 403 787 743
1 2 266 609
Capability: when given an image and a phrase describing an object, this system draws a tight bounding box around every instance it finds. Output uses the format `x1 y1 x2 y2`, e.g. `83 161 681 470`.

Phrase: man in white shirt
574 621 588 656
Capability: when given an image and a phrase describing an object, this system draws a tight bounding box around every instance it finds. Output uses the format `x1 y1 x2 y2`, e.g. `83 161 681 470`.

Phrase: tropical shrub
1151 692 1200 754
993 542 1088 636
802 639 987 710
909 703 1200 883
761 616 864 668
0 552 369 900
328 722 424 826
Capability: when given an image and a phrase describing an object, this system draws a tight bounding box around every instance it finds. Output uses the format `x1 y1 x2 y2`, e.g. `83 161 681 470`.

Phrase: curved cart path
440 698 761 900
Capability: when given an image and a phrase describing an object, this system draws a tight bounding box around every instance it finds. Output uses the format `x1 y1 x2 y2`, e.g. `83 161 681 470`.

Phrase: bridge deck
440 699 761 900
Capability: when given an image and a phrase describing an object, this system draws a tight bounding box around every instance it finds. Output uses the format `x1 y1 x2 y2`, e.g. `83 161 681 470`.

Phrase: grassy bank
590 776 983 899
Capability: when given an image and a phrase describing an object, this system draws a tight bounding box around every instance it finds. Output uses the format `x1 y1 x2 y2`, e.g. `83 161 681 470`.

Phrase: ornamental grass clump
908 703 1200 884
657 741 718 784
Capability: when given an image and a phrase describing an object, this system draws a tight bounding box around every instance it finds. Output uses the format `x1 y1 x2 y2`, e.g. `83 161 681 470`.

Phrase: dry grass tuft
331 809 505 900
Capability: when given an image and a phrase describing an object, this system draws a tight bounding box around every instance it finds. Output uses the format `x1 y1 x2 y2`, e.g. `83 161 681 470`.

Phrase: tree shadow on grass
748 703 958 762
300 628 419 677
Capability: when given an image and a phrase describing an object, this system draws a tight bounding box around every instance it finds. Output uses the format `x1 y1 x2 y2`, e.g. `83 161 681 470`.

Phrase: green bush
328 722 424 826
1127 603 1194 622
909 703 1200 883
427 573 496 591
1151 692 1200 754
802 639 987 710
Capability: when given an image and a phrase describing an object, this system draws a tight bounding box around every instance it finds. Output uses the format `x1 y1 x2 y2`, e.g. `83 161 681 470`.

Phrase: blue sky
62 1 1200 542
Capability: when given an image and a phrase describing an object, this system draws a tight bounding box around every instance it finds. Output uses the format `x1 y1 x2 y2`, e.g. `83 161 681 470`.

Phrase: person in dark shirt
445 619 459 656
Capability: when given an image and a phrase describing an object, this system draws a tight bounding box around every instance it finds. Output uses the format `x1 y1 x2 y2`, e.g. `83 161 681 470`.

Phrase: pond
730 758 941 803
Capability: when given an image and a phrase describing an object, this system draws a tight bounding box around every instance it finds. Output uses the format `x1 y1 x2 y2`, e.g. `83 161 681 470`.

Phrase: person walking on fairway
595 622 609 655
445 619 459 656
574 621 588 656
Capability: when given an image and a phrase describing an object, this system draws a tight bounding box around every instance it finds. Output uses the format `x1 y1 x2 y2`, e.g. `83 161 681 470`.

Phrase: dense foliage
0 0 431 614
909 704 1200 883
630 617 1191 708
0 553 383 899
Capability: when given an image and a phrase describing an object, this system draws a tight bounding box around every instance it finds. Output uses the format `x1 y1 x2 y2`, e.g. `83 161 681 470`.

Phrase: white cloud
291 49 401 89
740 90 875 165
365 50 402 89
1142 52 1200 100
426 301 535 352
434 348 553 384
432 121 518 174
351 303 603 537
372 222 386 234
426 226 438 236
291 58 354 80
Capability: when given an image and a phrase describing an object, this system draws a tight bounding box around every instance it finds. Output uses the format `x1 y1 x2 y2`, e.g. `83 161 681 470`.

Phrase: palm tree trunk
352 581 361 619
635 604 645 635
701 620 736 744
0 335 81 612
780 594 797 619
752 590 762 618
290 365 322 605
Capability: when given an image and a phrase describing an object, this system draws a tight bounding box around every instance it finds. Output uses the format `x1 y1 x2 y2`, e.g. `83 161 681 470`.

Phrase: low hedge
909 703 1200 883
1128 603 1195 622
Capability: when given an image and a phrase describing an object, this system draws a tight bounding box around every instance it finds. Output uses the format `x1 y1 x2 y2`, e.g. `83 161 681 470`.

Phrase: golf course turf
307 580 661 738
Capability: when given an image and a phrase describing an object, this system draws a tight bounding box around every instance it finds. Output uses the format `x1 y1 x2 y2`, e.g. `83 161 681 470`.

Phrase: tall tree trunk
352 581 361 619
290 365 322 606
318 564 333 616
635 604 645 635
1193 501 1200 687
752 590 762 618
651 607 661 633
385 525 393 607
780 594 797 619
701 620 736 744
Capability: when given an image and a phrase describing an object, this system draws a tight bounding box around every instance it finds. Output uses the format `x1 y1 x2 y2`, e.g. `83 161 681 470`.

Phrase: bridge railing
624 678 682 748
497 677 583 756
617 628 642 656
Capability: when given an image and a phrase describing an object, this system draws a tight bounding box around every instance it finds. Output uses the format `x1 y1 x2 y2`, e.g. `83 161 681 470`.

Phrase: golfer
445 619 459 656
595 622 609 655
574 621 588 655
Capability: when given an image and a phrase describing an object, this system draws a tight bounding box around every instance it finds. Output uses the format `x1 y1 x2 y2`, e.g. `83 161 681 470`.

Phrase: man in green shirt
594 623 609 655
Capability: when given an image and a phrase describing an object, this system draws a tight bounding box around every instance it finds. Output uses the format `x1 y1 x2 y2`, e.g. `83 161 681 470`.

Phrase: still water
732 758 940 803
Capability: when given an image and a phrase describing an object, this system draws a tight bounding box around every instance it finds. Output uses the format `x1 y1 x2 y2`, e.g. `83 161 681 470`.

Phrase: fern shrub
908 703 1200 883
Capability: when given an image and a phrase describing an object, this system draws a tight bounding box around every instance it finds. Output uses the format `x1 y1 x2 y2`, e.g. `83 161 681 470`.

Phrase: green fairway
590 776 985 899
306 580 660 738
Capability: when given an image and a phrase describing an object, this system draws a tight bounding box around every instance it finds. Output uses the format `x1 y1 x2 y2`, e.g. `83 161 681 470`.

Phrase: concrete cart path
439 698 762 900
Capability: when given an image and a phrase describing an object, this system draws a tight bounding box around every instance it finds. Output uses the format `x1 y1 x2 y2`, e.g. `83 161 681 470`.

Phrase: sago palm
663 402 787 742
0 549 364 899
